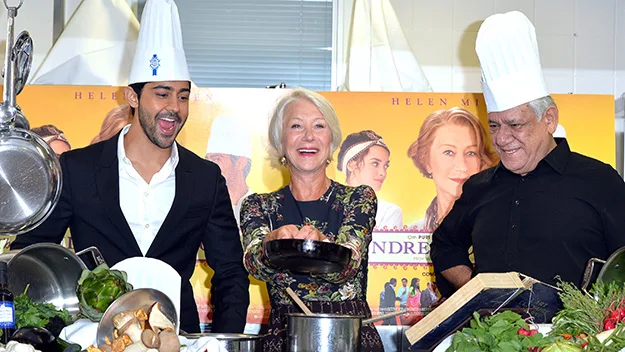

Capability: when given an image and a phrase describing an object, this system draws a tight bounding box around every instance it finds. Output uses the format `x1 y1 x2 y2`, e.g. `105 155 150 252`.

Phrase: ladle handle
362 310 406 325
285 287 314 316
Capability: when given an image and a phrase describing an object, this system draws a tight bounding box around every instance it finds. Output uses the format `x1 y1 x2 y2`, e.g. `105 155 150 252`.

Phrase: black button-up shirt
431 139 625 296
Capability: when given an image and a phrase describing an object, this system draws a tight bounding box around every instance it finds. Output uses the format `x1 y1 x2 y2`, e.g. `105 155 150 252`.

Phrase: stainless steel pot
0 0 61 235
286 310 406 352
0 243 105 318
181 333 263 352
287 313 362 352
581 246 625 298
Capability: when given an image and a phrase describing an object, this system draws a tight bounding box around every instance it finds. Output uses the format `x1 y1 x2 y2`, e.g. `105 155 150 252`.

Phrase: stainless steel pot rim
287 313 366 319
7 242 80 265
181 333 265 340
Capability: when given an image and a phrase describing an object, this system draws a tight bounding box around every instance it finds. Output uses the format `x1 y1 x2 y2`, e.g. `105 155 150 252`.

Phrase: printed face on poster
2 86 615 327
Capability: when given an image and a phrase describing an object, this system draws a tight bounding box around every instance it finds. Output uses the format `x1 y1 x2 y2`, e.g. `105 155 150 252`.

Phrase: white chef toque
206 116 253 159
476 11 548 113
128 0 190 84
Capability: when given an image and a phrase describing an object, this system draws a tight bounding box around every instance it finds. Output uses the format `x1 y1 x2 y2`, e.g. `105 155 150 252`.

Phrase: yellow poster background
3 86 615 327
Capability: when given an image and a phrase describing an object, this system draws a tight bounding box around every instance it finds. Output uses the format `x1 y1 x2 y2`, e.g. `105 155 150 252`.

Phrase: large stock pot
0 243 105 318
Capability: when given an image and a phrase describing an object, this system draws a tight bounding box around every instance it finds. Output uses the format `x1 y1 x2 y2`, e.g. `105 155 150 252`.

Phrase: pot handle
581 257 606 297
362 310 406 325
75 246 106 270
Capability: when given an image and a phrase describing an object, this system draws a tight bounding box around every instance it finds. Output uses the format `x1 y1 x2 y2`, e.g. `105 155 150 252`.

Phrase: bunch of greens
14 285 73 337
547 280 625 351
76 263 133 321
448 310 552 352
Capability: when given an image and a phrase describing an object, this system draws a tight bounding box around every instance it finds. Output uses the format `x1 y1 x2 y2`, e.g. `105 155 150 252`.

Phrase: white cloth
206 116 253 159
375 199 403 230
339 0 431 92
117 125 178 255
233 188 254 226
129 0 190 84
59 321 225 351
29 0 139 86
476 11 549 112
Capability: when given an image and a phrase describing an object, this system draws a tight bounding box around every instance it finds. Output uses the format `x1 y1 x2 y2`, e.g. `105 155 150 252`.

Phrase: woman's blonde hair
267 88 342 168
407 107 497 176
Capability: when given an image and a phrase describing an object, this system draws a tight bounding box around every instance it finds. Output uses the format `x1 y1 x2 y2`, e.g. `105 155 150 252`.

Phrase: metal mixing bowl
95 288 178 346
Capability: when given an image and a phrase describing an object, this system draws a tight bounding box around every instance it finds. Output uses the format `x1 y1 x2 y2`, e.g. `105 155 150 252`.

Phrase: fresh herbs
547 280 625 351
14 285 73 335
448 310 552 352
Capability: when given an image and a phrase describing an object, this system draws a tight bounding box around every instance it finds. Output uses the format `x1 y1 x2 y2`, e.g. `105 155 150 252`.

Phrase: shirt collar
491 137 570 180
117 124 179 168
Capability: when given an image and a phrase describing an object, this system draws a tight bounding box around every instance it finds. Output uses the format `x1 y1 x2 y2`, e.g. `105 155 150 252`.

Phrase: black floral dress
240 180 384 352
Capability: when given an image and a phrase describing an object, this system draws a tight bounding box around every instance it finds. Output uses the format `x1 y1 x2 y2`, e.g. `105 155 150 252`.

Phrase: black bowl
264 239 352 274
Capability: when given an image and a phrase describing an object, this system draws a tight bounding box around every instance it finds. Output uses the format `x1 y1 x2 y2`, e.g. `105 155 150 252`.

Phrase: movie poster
2 86 615 332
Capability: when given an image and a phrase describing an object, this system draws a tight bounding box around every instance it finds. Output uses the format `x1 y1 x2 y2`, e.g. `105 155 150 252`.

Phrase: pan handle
75 246 107 270
581 257 606 297
362 310 406 325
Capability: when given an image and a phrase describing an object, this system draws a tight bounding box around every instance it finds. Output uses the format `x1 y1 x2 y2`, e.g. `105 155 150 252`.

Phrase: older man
431 11 625 298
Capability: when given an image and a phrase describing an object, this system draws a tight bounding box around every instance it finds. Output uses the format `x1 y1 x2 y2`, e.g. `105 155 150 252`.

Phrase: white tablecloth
59 320 225 352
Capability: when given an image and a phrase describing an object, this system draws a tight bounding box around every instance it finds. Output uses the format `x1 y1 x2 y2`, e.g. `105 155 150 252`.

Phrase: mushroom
141 329 161 349
123 341 149 352
117 316 143 343
97 345 112 352
157 331 180 352
112 311 135 330
148 303 175 332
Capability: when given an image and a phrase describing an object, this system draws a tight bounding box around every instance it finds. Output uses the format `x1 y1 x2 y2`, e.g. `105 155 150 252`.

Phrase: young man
11 0 249 333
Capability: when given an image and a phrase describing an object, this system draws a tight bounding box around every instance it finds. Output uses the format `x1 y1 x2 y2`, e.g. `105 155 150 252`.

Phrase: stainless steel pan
0 0 61 235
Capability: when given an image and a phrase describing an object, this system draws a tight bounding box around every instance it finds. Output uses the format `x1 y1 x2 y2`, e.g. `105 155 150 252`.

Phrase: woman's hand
294 225 327 241
263 224 299 245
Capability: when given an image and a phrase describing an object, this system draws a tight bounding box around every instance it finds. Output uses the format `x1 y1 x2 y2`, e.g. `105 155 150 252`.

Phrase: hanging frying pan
0 0 61 235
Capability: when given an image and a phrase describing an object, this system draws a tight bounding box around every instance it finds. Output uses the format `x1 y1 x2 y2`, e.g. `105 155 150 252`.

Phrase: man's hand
441 265 472 289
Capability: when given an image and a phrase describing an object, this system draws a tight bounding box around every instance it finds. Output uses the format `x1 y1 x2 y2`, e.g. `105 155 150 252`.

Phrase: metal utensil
180 333 264 352
96 288 178 347
0 243 106 318
581 246 625 298
0 0 61 235
264 239 351 274
285 287 313 316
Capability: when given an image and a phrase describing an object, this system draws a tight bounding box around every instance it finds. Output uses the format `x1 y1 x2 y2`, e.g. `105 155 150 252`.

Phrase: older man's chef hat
206 116 253 159
128 0 190 84
476 11 549 112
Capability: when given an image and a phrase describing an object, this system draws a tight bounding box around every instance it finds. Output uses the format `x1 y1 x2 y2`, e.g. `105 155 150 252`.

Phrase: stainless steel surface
582 246 625 297
96 288 178 347
287 313 362 352
0 129 62 234
182 333 263 352
0 0 62 235
13 30 33 95
0 243 90 318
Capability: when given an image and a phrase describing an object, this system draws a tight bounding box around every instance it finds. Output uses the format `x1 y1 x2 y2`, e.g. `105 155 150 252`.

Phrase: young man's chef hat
206 116 253 160
128 0 190 84
476 11 549 113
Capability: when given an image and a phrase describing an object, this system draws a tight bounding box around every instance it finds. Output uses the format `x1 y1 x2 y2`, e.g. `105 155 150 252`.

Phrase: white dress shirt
118 125 178 255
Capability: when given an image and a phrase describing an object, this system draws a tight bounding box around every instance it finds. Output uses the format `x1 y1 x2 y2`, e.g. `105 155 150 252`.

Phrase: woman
337 130 403 230
240 88 384 352
401 277 422 325
407 107 496 231
90 104 132 145
31 124 71 155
